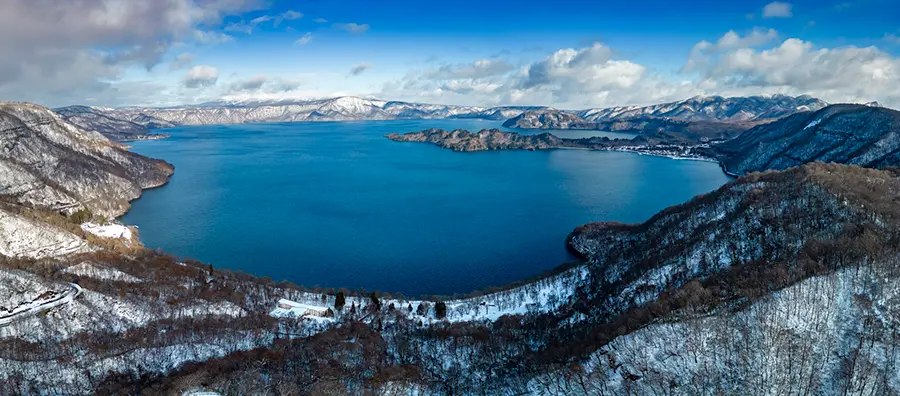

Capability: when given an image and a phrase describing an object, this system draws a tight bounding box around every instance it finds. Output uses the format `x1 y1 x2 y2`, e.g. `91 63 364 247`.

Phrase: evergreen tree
435 301 447 319
334 291 346 311
369 292 381 311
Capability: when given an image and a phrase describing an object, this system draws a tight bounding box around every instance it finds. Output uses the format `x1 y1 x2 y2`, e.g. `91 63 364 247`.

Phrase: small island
385 128 717 161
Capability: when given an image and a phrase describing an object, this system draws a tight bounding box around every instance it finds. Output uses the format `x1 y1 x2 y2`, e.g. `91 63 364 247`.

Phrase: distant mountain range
504 94 830 130
100 97 546 128
53 94 837 141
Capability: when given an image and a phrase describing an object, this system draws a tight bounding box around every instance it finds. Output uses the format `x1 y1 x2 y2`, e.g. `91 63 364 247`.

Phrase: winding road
0 283 82 327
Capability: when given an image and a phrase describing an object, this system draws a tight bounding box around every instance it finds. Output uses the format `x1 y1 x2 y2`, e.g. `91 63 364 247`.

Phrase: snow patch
63 262 142 283
804 118 821 130
81 222 132 240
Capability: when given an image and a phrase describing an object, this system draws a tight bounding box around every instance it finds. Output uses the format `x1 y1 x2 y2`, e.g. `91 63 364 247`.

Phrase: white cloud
193 30 235 44
685 35 900 105
313 18 328 23
517 43 646 99
716 28 779 50
0 0 261 106
886 33 900 44
282 10 304 21
183 65 219 88
226 9 304 34
225 22 254 34
169 53 194 71
381 43 680 108
226 75 304 94
250 15 273 25
381 34 900 109
763 2 793 18
425 59 514 80
684 29 779 72
229 74 268 91
334 23 370 34
295 32 313 45
350 63 372 76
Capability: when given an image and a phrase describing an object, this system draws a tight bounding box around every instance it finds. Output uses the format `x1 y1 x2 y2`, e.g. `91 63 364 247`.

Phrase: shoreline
117 129 737 301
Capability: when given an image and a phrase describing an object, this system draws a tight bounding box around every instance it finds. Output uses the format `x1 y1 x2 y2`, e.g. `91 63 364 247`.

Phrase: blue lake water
123 119 729 296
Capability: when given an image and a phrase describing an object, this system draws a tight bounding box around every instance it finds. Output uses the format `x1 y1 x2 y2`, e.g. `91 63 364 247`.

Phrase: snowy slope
529 266 900 395
712 104 900 175
0 102 174 218
53 105 165 142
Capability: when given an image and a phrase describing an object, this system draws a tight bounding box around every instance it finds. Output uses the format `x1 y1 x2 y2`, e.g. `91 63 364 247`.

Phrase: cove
122 119 729 296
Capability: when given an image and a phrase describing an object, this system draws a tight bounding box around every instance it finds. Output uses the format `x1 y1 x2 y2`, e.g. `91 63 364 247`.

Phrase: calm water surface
123 120 728 296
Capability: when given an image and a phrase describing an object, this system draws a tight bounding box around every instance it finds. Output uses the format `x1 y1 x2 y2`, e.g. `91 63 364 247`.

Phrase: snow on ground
183 390 223 396
804 118 822 130
0 268 58 308
271 265 589 325
1 282 246 342
0 211 92 258
180 301 246 318
439 265 589 323
63 261 142 283
80 222 132 240
527 265 900 395
270 299 332 319
0 333 271 394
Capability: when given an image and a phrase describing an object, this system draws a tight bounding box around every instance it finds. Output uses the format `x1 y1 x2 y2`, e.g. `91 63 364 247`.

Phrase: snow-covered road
0 283 82 327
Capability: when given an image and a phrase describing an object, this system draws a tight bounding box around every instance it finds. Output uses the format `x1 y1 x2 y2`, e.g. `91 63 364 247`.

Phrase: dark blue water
123 120 728 296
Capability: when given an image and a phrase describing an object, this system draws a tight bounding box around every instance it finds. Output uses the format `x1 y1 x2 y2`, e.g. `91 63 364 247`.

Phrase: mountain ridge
707 104 900 175
58 94 838 130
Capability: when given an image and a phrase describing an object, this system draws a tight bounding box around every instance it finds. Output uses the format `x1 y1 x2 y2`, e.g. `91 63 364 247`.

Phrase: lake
123 119 729 296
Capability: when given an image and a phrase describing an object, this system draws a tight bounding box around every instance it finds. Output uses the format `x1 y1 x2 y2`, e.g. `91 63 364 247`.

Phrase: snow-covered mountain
60 94 829 131
501 108 593 129
578 94 829 122
102 96 547 127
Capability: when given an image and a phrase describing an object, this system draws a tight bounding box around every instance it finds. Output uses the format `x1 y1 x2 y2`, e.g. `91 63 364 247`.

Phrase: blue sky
1 0 898 108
